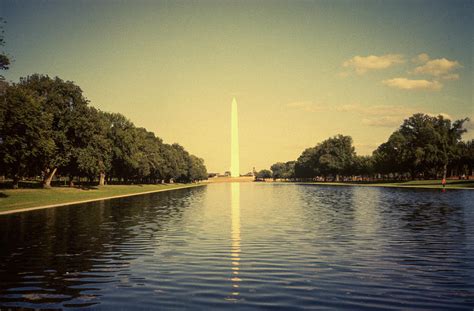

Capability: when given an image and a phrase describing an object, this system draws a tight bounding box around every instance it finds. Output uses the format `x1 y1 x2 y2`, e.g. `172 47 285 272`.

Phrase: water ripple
0 184 473 309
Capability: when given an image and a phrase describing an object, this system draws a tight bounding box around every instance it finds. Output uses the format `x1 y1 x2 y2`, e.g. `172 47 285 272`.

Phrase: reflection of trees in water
295 185 473 302
378 189 468 243
0 186 205 308
369 188 473 299
297 185 357 237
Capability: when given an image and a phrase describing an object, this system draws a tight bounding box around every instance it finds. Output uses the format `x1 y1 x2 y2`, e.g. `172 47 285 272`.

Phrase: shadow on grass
0 192 8 198
0 181 44 189
78 185 99 191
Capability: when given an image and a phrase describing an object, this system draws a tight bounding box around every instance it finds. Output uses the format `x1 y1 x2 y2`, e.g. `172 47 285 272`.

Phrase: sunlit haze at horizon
1 0 472 173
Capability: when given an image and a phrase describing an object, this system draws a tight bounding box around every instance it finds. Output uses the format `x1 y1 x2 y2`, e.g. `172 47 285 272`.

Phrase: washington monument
230 97 240 177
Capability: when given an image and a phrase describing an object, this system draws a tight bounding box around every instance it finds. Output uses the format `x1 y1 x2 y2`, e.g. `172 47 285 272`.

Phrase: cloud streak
382 78 442 91
413 57 462 77
343 54 405 74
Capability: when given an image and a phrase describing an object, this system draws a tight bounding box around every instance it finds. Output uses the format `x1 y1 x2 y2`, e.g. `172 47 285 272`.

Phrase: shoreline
285 181 474 190
206 177 474 190
0 183 206 216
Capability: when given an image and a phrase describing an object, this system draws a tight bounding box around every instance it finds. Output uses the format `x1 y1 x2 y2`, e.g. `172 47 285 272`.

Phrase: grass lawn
297 179 474 189
0 183 205 214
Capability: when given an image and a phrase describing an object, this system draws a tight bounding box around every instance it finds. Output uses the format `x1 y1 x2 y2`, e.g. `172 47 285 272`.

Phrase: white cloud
382 78 442 91
286 101 324 112
413 58 461 77
342 54 405 74
412 53 431 64
426 112 453 120
463 117 474 130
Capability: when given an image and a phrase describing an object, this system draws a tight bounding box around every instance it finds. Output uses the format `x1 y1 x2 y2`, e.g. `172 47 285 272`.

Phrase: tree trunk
43 168 57 188
99 172 106 186
12 176 19 189
442 163 448 180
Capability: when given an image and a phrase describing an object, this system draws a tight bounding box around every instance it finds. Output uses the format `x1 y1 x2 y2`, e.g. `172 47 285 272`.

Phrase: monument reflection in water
230 97 240 177
229 182 241 299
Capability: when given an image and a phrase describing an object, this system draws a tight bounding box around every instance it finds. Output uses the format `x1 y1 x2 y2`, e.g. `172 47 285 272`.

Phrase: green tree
373 131 410 177
453 139 474 178
188 155 207 181
295 147 319 179
377 113 468 179
170 143 191 182
432 116 468 179
19 74 91 187
353 155 374 178
0 18 11 80
317 135 355 179
271 161 295 180
295 135 355 180
69 108 112 185
0 84 54 188
256 169 272 180
104 112 140 182
270 162 286 180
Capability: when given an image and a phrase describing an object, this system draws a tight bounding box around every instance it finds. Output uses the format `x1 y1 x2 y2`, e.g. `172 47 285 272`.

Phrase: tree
373 131 411 178
0 84 54 188
256 169 272 180
295 147 319 179
353 155 374 178
454 139 474 178
0 73 208 188
69 108 112 185
170 143 191 182
295 135 355 180
271 161 295 180
371 113 469 180
377 113 468 179
0 18 10 80
19 74 91 187
104 112 140 182
432 116 468 179
270 162 286 180
317 135 355 179
188 155 207 181
282 161 296 180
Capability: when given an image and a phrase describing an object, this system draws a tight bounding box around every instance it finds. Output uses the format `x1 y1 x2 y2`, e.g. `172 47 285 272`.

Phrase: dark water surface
0 183 473 310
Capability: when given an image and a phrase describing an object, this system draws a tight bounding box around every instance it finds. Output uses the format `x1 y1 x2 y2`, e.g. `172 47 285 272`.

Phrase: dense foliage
0 74 207 188
269 114 473 181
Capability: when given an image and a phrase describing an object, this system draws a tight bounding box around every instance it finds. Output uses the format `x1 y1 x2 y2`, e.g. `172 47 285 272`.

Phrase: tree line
0 74 208 188
261 113 473 182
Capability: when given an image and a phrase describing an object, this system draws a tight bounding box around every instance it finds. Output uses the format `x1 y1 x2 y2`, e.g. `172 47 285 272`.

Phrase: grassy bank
0 183 205 214
294 179 474 189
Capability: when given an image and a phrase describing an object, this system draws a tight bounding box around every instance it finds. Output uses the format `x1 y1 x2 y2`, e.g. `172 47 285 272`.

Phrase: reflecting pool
0 183 473 309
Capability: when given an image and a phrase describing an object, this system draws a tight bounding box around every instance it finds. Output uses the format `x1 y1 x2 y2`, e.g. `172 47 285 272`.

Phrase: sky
1 0 473 174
